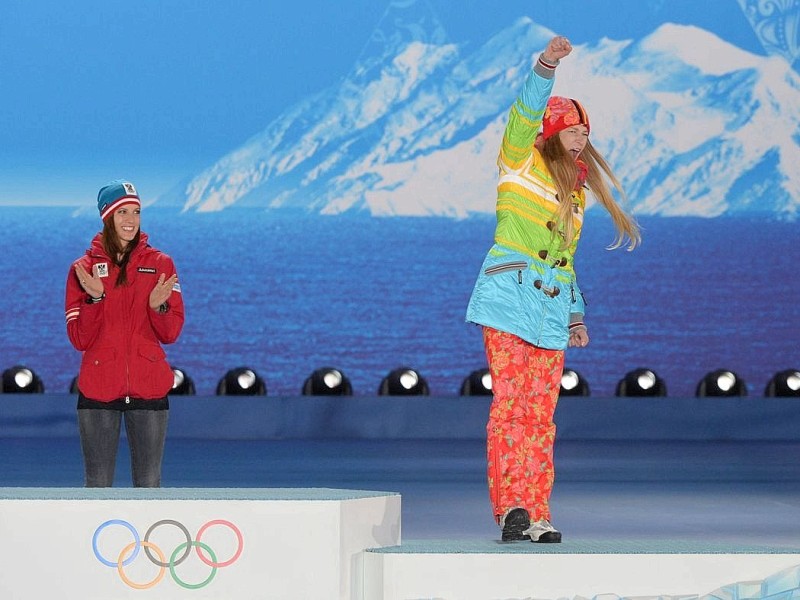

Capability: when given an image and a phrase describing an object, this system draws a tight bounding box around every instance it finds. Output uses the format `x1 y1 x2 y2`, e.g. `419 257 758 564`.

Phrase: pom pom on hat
541 96 590 140
97 179 140 220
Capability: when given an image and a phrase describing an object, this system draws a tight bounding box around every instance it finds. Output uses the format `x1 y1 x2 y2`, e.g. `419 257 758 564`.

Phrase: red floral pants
483 327 565 524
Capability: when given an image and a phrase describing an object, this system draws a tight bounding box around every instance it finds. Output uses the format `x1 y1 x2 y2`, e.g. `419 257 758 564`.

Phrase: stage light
460 368 492 396
696 369 747 397
615 368 666 397
216 367 267 396
378 367 429 396
302 367 353 396
2 365 44 394
171 367 196 395
765 369 800 397
560 368 590 396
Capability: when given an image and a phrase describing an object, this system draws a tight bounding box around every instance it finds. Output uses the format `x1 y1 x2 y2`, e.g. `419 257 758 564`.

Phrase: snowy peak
635 23 761 75
161 18 800 221
348 0 449 84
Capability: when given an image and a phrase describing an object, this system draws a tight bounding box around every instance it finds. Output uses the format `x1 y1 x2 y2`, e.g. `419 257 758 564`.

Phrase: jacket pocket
467 254 529 330
485 260 528 285
138 343 166 363
79 347 121 400
133 343 172 399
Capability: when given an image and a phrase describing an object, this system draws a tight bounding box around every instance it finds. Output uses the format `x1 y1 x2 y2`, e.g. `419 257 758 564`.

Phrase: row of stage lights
2 365 800 398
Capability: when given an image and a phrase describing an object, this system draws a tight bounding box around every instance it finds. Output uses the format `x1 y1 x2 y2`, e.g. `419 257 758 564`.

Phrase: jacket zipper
484 260 527 276
123 277 132 404
485 260 527 287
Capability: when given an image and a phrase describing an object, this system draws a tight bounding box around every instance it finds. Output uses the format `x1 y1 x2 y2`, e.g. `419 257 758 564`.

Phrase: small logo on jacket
94 263 109 278
137 267 157 273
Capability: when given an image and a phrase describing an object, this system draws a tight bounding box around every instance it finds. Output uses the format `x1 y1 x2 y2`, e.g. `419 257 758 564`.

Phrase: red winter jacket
65 232 185 402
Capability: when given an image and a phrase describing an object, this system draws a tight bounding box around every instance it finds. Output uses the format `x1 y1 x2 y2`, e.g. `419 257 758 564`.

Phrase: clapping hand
149 273 178 310
74 263 104 299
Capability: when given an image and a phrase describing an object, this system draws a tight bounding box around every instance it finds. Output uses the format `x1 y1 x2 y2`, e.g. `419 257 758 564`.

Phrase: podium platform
364 540 800 599
0 487 400 600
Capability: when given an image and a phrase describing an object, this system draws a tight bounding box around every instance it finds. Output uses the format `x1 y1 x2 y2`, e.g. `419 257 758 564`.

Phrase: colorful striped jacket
466 60 586 350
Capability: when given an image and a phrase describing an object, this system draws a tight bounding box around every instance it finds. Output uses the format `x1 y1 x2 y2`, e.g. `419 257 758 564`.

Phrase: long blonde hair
541 136 640 251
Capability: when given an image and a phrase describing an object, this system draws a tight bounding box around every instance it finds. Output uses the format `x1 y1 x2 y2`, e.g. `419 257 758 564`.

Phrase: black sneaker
527 518 562 543
500 508 531 541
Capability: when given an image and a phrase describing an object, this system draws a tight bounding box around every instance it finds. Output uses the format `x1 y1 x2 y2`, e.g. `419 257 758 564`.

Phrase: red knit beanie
97 179 140 220
541 96 590 140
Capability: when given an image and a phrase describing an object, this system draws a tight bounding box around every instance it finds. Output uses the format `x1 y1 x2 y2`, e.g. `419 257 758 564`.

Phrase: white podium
363 539 800 600
0 487 400 600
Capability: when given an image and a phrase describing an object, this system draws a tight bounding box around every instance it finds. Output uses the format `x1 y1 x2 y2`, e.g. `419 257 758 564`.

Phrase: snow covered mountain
160 3 800 220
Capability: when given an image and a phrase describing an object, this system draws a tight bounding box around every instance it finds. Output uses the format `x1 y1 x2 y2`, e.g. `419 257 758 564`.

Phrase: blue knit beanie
97 179 140 220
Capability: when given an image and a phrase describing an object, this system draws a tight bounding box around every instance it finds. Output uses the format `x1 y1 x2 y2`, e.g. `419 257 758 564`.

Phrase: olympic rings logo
92 518 244 590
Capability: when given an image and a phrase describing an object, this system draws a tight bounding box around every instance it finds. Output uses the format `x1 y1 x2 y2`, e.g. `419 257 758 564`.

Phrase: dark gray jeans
78 408 168 487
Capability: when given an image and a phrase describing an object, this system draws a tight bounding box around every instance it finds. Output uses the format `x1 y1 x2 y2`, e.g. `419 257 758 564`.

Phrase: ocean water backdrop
2 206 797 398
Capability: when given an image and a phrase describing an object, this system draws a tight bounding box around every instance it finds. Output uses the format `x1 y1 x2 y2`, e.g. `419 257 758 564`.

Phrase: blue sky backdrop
0 0 764 205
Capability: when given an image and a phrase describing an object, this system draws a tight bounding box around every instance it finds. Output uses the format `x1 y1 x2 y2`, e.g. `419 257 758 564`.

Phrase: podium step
364 539 800 600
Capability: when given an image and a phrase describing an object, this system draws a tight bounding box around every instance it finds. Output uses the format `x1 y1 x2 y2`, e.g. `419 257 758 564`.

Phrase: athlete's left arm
148 255 185 344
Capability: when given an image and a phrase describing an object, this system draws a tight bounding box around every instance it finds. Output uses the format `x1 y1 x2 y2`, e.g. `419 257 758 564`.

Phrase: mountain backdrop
158 1 800 220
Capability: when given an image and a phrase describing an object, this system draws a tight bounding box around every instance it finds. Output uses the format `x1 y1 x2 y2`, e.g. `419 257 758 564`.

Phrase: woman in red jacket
65 180 185 487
